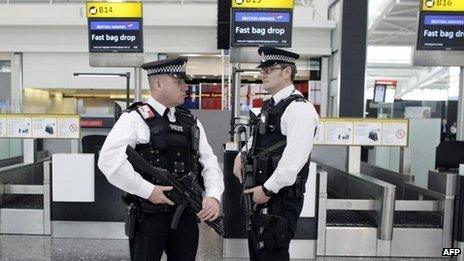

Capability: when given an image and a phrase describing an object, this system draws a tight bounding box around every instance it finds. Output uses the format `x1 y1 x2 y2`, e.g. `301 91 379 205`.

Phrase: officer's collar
146 97 175 118
271 85 297 105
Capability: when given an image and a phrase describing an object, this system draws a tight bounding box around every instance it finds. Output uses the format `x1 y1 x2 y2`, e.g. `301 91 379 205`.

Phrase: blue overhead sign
90 21 141 30
424 15 464 25
235 12 290 23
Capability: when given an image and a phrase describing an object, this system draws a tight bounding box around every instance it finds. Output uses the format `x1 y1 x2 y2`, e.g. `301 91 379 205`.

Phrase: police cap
142 57 192 80
257 46 300 68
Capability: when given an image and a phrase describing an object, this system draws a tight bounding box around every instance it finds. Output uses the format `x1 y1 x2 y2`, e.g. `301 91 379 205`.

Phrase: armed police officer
98 57 224 261
233 47 319 261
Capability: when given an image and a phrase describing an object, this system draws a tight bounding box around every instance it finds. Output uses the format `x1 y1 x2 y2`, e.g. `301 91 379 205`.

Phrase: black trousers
247 197 304 261
129 210 199 261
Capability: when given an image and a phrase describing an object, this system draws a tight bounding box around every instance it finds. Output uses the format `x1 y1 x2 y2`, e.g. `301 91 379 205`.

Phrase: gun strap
170 201 188 229
252 140 286 159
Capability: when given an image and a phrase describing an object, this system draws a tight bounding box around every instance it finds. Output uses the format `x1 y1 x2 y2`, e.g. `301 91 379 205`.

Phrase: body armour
128 102 202 190
250 94 310 199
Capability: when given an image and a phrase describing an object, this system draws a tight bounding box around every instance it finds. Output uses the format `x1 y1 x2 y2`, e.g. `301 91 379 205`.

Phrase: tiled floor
0 224 451 260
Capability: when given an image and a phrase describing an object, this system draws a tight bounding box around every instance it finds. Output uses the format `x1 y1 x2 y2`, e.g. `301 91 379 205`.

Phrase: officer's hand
148 185 175 206
233 154 243 183
244 186 270 205
197 197 220 221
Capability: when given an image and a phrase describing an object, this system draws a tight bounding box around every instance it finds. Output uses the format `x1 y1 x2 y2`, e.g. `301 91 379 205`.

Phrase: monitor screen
417 12 464 50
88 19 143 53
373 84 386 103
231 9 293 47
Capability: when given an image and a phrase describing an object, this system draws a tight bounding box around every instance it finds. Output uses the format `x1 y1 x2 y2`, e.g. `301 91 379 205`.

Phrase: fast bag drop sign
231 9 293 47
88 20 143 53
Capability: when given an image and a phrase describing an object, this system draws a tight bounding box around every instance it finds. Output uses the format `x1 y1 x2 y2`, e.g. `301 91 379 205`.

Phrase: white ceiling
366 0 454 100
369 0 419 46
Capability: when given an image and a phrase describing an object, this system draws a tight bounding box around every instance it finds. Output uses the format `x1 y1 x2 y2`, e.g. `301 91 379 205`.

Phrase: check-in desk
316 162 395 256
316 160 456 258
0 151 50 234
360 163 456 257
50 118 126 239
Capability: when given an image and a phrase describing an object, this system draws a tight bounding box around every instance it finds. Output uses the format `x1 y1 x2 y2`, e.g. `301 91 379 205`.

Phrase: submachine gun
125 146 224 236
236 125 254 231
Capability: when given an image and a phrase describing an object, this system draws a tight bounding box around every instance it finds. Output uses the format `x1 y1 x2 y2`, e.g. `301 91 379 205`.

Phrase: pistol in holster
253 213 291 250
124 202 140 239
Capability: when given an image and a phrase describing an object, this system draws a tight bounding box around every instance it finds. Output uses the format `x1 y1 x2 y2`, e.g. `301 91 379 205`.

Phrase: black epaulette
175 106 196 125
282 94 307 106
175 106 191 114
125 102 145 112
115 102 146 122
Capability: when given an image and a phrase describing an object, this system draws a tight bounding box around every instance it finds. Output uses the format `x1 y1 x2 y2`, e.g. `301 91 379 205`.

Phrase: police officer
98 57 224 261
233 47 319 260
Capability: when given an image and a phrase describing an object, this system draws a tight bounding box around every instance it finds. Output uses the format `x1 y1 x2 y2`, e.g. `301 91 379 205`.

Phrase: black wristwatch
262 185 273 197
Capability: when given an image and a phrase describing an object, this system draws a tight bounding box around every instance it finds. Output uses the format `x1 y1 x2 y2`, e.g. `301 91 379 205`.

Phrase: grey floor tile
0 226 454 260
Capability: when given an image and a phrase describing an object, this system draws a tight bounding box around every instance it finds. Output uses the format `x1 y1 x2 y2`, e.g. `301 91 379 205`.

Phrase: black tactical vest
250 93 310 198
128 103 201 186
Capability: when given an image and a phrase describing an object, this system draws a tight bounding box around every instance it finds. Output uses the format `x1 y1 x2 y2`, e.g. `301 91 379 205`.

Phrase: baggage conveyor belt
1 194 44 209
326 209 442 228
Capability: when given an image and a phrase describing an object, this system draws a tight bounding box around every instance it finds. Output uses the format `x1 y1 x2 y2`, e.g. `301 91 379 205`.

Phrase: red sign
80 120 103 128
375 79 397 87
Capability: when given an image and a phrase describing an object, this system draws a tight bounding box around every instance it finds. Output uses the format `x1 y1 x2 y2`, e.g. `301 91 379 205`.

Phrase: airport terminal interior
1 0 464 260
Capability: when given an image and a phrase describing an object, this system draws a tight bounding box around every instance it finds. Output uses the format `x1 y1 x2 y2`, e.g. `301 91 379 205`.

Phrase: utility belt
122 192 198 214
253 152 309 200
120 193 194 239
274 174 307 200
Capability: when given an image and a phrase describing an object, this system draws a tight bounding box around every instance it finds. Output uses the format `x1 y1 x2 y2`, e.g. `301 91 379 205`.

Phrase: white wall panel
23 52 150 89
52 153 95 202
0 28 88 52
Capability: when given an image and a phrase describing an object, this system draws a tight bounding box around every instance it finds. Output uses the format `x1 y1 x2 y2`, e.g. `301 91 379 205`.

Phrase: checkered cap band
262 54 296 64
146 63 187 76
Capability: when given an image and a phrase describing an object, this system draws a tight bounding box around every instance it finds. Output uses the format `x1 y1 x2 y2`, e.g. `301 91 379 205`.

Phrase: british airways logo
235 12 290 23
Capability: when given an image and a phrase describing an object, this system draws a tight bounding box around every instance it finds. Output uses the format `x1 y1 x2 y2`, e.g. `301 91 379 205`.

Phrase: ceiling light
73 73 128 78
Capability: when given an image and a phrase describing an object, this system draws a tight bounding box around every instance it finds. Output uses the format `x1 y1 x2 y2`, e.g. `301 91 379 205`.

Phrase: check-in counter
49 118 126 239
0 156 22 168
0 152 50 235
316 161 395 257
360 163 456 257
314 159 457 257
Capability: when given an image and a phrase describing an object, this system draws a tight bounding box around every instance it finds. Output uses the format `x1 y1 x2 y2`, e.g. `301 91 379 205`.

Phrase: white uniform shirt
98 97 224 202
245 85 319 193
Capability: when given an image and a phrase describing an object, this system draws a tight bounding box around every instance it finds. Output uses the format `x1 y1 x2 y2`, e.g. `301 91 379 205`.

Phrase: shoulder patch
137 104 155 120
